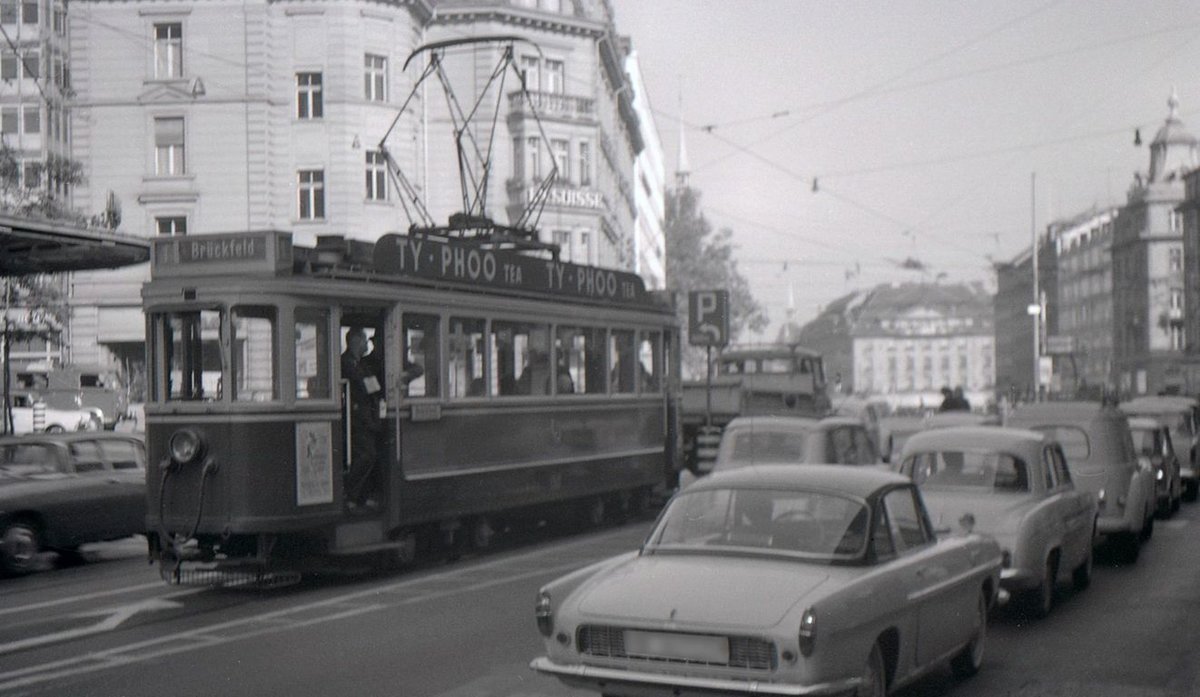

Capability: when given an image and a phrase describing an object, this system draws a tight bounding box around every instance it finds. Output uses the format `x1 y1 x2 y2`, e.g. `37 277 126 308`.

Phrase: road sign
1044 335 1075 355
688 290 729 347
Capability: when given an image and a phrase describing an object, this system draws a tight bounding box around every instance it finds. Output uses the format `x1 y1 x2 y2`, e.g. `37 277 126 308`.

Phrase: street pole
1031 172 1040 402
704 344 712 427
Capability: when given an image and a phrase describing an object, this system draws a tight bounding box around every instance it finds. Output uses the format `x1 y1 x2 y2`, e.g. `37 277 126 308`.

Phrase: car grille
576 625 777 671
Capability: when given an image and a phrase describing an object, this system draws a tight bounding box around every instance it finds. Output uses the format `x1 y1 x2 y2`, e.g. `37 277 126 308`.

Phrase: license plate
623 630 729 663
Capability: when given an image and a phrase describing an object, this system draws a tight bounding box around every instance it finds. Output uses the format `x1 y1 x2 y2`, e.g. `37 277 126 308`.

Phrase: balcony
508 90 596 123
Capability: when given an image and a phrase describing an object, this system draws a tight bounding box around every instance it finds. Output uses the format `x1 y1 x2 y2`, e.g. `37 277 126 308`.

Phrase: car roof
720 345 821 360
1007 400 1126 425
725 416 821 431
689 463 909 499
0 432 142 447
1127 416 1166 430
901 425 1046 453
1121 396 1198 413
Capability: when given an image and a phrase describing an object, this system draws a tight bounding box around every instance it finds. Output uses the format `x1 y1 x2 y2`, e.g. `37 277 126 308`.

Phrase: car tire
1113 531 1140 564
1185 480 1199 502
44 424 65 434
0 520 42 576
858 643 887 697
1141 509 1155 541
950 590 987 679
1026 555 1056 619
1072 537 1093 590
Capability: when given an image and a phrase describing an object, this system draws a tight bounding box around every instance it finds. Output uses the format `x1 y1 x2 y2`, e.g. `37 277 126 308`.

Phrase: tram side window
232 306 278 402
402 313 440 398
610 329 636 394
161 310 223 401
638 331 662 393
295 307 331 399
448 317 486 398
492 321 550 396
556 326 604 394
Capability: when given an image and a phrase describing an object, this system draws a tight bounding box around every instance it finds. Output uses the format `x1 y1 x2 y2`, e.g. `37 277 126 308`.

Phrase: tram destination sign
373 233 652 306
151 230 294 278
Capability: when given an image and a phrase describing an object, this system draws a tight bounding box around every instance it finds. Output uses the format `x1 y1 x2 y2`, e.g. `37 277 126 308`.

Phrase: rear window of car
68 441 107 473
0 443 58 477
721 430 809 467
1029 426 1090 463
100 439 145 470
903 450 1030 492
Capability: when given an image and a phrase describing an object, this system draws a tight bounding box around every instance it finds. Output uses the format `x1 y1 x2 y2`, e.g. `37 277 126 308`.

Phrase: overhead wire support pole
1032 171 1040 402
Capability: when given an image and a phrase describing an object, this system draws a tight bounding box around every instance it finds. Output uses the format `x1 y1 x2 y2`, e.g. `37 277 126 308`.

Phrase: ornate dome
1149 88 1199 182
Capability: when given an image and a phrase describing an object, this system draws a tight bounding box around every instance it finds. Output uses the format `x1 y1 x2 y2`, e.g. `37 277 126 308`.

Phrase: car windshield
646 487 869 563
904 450 1030 492
718 429 810 468
1131 428 1158 456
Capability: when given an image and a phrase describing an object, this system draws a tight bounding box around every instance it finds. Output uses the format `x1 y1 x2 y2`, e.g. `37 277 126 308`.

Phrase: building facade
63 0 661 376
1112 91 1197 395
625 46 664 289
848 282 995 411
992 231 1058 402
1050 207 1116 393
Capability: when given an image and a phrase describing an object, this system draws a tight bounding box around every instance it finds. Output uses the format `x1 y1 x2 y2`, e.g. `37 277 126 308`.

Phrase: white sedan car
898 426 1097 618
5 393 96 434
532 465 1001 696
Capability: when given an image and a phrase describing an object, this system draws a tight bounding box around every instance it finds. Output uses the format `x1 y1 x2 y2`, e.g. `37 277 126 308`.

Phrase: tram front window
232 306 278 402
161 310 223 402
296 307 331 399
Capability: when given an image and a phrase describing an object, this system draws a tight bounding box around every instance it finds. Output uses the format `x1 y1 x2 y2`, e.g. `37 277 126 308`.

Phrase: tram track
0 519 651 694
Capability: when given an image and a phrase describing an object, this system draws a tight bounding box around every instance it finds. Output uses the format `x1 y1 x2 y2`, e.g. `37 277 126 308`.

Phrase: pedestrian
341 326 381 510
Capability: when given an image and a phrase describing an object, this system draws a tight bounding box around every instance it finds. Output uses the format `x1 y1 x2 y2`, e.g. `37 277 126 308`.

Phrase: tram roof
0 214 150 275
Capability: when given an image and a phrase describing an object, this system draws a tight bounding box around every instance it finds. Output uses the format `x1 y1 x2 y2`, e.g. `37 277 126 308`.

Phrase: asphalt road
3 503 1200 697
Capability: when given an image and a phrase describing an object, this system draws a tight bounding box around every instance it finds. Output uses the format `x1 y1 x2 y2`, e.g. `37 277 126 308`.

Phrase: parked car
1121 395 1200 501
1007 401 1155 562
0 432 146 575
531 465 1001 697
1127 416 1183 518
4 392 98 434
830 395 891 451
678 415 881 488
897 426 1097 617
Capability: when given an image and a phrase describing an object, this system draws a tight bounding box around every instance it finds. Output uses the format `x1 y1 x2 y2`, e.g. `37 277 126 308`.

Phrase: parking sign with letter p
689 290 729 347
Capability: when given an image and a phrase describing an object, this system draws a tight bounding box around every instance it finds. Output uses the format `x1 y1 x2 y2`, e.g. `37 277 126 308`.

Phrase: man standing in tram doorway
342 326 381 510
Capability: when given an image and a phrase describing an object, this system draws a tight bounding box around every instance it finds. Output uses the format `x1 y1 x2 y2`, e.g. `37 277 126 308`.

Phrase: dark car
0 432 146 575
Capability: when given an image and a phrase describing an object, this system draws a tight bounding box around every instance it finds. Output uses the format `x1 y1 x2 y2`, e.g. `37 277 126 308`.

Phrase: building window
1171 211 1183 234
154 23 183 79
551 139 569 180
525 136 540 180
296 72 323 119
1171 324 1185 351
1171 288 1184 310
53 7 64 35
365 150 387 201
156 216 187 235
520 54 539 91
364 53 386 102
22 104 37 134
544 59 563 94
298 169 325 220
1170 246 1183 272
20 0 34 24
52 56 62 86
578 141 591 186
0 1 14 24
154 117 185 175
21 160 38 188
1 52 14 80
21 49 36 79
578 231 590 263
552 230 571 260
1 106 15 135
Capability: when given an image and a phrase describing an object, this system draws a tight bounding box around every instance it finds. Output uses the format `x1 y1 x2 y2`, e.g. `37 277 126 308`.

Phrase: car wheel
1026 556 1056 619
1072 537 1094 590
1185 480 1199 502
1141 509 1155 541
0 520 42 575
857 643 887 697
44 424 65 434
1113 531 1140 564
950 590 987 678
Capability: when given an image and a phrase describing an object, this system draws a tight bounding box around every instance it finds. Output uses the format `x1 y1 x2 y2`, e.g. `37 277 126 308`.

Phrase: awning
0 213 150 275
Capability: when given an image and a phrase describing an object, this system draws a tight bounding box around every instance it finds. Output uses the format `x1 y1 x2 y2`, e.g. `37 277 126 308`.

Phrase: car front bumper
1097 511 1139 535
999 566 1041 591
530 657 861 697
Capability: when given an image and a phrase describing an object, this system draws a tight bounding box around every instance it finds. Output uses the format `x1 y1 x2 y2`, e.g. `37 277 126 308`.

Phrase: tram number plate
410 403 442 422
623 630 729 664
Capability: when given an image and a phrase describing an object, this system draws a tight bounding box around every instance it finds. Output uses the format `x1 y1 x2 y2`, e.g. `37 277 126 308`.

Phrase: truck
10 363 127 429
679 343 831 473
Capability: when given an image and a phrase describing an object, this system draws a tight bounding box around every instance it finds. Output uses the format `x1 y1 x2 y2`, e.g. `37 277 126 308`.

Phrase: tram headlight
169 428 205 465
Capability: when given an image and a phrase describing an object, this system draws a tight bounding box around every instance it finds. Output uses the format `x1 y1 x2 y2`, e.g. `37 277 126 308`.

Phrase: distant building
1050 207 1117 394
1112 89 1198 395
794 282 995 411
993 232 1057 401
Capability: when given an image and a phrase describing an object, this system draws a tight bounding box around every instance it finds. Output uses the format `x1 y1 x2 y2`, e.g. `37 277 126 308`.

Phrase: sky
610 0 1200 338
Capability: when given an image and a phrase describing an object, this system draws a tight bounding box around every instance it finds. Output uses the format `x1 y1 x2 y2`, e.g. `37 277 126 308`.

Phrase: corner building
64 0 658 375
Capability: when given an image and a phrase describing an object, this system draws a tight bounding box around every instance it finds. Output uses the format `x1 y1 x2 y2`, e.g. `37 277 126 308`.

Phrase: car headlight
798 607 816 657
535 590 553 638
169 428 205 465
1157 469 1165 481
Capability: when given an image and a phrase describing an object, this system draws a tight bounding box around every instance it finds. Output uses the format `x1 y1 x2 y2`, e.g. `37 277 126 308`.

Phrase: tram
144 229 681 582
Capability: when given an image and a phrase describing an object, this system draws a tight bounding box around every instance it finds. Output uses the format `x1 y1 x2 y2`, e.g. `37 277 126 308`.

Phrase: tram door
340 309 388 509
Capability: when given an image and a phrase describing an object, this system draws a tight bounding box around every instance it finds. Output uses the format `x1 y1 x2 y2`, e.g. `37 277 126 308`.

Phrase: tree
665 186 767 377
